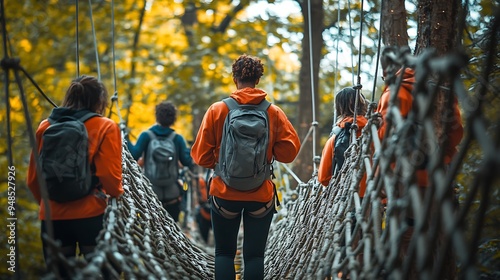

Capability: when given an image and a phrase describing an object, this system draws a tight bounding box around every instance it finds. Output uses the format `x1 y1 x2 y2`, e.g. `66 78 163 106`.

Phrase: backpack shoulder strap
222 97 239 111
167 131 176 141
146 130 157 140
223 97 271 112
256 99 271 111
79 112 100 123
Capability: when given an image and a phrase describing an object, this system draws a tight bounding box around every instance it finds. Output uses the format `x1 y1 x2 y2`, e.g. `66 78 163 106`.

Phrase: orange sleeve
93 119 124 198
377 86 413 139
191 102 226 169
376 89 390 140
318 137 335 186
27 121 49 204
268 104 301 163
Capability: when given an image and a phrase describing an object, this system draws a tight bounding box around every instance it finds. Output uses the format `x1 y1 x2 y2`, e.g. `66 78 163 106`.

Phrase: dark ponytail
62 75 108 114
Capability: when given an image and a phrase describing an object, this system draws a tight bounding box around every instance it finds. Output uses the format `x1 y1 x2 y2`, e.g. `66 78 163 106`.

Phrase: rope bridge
39 45 500 280
0 1 495 278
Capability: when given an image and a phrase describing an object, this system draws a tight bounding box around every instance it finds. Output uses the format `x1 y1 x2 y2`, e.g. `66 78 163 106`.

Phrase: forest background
0 0 498 277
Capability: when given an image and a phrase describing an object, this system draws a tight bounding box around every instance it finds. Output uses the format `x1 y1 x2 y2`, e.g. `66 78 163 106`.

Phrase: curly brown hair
62 75 108 114
155 101 177 127
231 54 264 83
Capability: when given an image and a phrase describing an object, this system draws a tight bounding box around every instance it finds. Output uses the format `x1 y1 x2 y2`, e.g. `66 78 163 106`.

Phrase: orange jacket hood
230 87 268 104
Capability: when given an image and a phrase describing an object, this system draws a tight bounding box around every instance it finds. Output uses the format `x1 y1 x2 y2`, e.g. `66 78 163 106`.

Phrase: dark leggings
41 215 105 278
211 197 274 280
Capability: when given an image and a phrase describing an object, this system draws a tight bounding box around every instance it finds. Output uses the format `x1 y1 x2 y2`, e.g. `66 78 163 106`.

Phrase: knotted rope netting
42 40 499 280
265 45 499 280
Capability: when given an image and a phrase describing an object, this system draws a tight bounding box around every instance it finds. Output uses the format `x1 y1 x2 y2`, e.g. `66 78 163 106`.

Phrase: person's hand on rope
371 112 383 129
119 121 130 138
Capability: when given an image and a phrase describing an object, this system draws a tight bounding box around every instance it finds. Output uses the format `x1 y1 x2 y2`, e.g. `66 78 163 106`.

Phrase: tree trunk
415 1 461 279
295 0 323 184
382 0 409 47
415 0 459 55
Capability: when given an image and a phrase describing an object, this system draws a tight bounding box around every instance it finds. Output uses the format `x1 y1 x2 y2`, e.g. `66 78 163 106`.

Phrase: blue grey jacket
126 124 193 169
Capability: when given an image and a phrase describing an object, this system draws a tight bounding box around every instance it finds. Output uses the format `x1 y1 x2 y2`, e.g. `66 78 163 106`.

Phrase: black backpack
331 122 352 173
215 98 272 191
143 131 180 199
40 112 99 203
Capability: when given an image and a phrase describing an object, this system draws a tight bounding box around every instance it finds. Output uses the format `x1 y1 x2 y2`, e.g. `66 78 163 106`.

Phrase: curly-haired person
191 54 301 280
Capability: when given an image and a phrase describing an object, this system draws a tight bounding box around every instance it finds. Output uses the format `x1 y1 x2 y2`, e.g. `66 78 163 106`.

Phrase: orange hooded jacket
191 88 301 203
376 68 463 187
27 109 124 220
318 116 368 197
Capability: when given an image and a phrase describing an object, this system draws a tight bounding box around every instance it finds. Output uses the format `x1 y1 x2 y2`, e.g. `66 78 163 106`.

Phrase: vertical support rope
352 0 365 131
356 0 364 86
109 0 125 138
347 0 355 85
88 0 101 80
111 0 118 97
307 0 319 171
333 0 341 124
371 0 384 103
75 0 79 77
1 2 17 276
1 0 12 166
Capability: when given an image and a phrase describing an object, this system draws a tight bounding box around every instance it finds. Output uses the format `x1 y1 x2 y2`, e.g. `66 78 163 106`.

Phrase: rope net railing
39 46 499 280
38 36 500 280
265 45 499 280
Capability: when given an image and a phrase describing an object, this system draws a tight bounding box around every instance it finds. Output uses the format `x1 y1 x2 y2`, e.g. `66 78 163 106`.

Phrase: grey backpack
40 112 99 202
144 131 180 199
215 98 272 191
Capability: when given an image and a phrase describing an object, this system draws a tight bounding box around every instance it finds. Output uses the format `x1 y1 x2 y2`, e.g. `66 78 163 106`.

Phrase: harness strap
247 197 275 218
212 197 240 219
211 196 276 220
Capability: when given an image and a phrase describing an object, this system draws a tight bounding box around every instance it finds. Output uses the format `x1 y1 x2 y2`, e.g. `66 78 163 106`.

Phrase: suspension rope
111 0 118 96
75 0 79 77
0 3 58 275
19 66 58 107
108 0 125 134
347 0 355 85
371 0 384 102
351 0 365 132
88 0 101 80
333 0 341 123
355 0 364 88
306 0 319 171
1 0 12 166
278 162 304 185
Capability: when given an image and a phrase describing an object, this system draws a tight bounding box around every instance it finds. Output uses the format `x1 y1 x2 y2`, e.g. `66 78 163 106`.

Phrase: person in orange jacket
27 75 124 277
318 87 368 197
191 54 301 280
376 47 463 186
376 47 464 275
